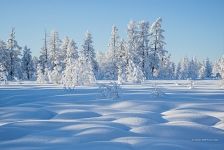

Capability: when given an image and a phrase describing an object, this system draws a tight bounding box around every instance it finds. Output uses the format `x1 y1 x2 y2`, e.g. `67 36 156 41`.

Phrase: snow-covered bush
188 79 195 89
151 82 164 97
98 82 120 99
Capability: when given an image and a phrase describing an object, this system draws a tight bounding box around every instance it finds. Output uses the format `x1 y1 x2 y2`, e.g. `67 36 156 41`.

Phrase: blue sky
0 0 224 62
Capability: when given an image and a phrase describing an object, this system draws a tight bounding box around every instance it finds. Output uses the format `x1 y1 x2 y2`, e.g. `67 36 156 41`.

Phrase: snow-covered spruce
6 28 22 80
21 46 35 80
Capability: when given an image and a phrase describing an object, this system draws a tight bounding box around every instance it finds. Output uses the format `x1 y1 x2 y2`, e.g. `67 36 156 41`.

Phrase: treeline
0 18 224 86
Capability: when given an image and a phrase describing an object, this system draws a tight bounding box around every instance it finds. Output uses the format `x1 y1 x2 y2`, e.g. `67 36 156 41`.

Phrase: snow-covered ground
0 80 224 150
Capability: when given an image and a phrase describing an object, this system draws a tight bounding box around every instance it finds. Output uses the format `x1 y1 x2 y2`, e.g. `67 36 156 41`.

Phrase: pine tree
213 55 224 79
48 30 61 71
149 17 167 78
62 39 79 88
81 31 98 77
60 36 70 70
117 39 128 84
105 25 120 80
32 56 39 80
188 57 199 79
199 63 206 79
127 21 140 65
176 62 182 79
39 31 49 74
138 21 150 78
204 58 212 78
179 57 190 79
7 28 22 80
78 56 96 85
21 46 34 80
159 55 175 79
125 21 145 83
48 31 62 84
0 40 9 79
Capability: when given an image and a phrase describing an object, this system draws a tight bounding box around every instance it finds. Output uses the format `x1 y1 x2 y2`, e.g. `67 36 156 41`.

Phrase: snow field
0 80 224 150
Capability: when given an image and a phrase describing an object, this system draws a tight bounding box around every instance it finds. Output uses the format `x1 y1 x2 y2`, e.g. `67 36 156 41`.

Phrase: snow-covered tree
117 39 128 84
48 31 63 83
213 55 224 79
149 17 167 78
48 30 61 71
198 58 212 79
126 59 145 83
81 31 98 77
204 58 213 78
188 57 199 79
60 36 70 70
199 63 206 79
62 39 79 88
138 21 150 78
127 21 140 64
0 63 7 84
125 21 146 83
104 25 120 80
159 55 175 79
0 40 9 79
50 65 62 84
63 37 95 87
178 57 190 79
36 64 46 83
21 46 34 80
66 40 79 63
175 62 182 79
62 60 79 89
64 55 96 87
39 31 49 74
32 56 39 80
78 57 96 86
6 28 22 80
96 51 107 80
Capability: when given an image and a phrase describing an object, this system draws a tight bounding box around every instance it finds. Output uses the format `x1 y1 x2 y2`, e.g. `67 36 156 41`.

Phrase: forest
0 18 224 87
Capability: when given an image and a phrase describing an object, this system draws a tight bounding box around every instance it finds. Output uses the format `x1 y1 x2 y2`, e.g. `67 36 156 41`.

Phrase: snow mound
73 141 132 150
113 117 153 127
163 110 220 126
131 123 224 140
0 126 30 141
0 108 56 120
110 101 137 109
74 127 133 143
54 111 101 119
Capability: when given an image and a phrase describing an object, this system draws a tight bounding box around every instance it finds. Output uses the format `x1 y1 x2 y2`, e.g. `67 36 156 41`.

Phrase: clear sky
0 0 224 63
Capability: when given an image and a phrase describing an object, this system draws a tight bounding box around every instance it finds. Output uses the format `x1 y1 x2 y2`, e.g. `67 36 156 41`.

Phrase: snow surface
0 80 224 150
